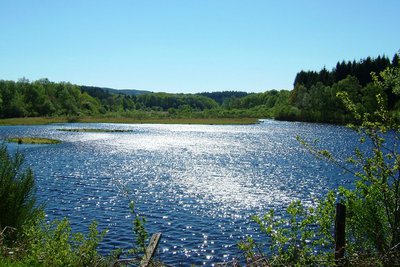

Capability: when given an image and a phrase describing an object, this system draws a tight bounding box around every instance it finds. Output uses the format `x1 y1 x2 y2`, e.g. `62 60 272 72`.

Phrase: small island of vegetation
57 128 133 133
7 137 61 144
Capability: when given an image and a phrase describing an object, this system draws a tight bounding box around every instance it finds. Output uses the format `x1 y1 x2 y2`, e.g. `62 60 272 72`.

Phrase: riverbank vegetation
0 144 114 266
0 144 154 266
239 58 400 266
0 52 398 125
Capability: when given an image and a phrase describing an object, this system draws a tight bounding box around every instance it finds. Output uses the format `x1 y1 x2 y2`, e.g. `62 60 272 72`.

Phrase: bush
239 193 336 266
0 144 39 242
19 215 111 266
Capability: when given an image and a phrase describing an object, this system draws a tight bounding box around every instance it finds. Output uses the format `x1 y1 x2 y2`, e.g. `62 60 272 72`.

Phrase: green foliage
288 52 400 123
239 193 336 266
197 91 249 105
372 59 400 95
241 62 400 265
0 79 103 118
4 213 112 267
333 92 400 265
294 54 393 88
0 144 39 242
0 52 399 124
135 92 219 111
0 146 119 266
129 201 148 255
294 89 400 265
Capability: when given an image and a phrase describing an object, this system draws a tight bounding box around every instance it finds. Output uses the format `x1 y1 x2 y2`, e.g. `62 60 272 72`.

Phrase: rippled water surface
1 120 358 265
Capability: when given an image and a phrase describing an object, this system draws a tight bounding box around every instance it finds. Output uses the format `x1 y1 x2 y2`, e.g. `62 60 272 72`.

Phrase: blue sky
0 1 399 93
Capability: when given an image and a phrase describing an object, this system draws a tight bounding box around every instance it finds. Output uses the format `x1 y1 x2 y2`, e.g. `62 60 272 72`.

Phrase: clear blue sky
0 1 399 93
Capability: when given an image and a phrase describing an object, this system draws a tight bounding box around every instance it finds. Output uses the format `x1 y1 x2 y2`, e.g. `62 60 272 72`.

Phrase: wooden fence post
140 233 162 267
334 203 346 264
113 232 162 267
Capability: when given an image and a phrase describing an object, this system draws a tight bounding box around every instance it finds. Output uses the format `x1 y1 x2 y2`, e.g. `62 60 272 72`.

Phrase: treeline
81 85 219 113
294 54 399 88
0 78 289 119
0 78 103 117
0 79 223 118
197 91 249 105
0 52 398 123
278 53 400 123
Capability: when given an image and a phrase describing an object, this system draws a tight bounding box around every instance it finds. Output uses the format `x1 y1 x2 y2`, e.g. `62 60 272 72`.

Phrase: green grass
0 116 259 125
7 137 62 144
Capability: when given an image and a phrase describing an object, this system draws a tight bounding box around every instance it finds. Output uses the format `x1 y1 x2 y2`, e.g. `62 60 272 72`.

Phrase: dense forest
285 53 400 123
0 52 399 123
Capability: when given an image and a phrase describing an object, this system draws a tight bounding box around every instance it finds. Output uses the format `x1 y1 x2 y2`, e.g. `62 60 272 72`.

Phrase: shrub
0 144 39 242
20 215 110 266
239 193 336 266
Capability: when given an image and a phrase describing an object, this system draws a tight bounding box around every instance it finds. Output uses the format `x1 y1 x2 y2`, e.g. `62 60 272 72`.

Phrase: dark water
1 120 358 265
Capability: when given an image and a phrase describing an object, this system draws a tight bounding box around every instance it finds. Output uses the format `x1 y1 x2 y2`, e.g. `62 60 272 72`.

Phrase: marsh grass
7 137 61 144
0 116 258 125
57 128 133 133
0 117 69 125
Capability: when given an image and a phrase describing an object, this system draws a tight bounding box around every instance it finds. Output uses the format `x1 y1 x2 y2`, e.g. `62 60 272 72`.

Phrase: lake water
1 120 358 265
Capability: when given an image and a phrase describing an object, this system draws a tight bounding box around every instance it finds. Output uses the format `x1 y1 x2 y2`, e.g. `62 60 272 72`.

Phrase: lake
1 120 358 265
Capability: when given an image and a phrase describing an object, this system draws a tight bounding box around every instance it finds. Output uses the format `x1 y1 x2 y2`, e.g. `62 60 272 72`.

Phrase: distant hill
80 85 152 96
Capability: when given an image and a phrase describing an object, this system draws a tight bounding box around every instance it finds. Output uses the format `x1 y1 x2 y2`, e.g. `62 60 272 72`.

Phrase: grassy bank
0 116 259 125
